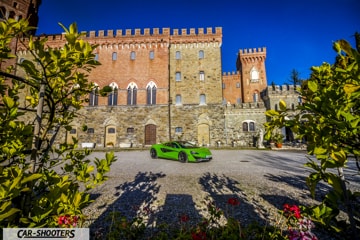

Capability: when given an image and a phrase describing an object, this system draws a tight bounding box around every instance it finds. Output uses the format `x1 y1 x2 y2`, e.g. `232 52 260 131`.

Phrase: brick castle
1 0 300 148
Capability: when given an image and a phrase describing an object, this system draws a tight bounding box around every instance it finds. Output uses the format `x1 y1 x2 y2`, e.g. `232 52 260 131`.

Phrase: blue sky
37 0 359 85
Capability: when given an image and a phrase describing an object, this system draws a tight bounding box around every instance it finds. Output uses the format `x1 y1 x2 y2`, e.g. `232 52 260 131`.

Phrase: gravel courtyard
82 149 359 239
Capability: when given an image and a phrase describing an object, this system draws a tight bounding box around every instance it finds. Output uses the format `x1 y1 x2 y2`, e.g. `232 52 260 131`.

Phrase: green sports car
150 141 212 163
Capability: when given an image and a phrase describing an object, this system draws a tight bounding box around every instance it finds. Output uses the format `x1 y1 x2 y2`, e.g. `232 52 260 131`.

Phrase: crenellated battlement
239 47 266 55
225 101 266 110
28 27 222 50
222 71 240 76
266 84 301 95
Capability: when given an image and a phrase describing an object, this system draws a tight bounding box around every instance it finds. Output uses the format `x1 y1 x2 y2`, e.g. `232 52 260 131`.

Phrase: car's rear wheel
150 148 157 159
178 152 188 163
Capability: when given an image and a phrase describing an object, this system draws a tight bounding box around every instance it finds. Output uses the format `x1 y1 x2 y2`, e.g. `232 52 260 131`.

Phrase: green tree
265 34 360 238
0 19 116 227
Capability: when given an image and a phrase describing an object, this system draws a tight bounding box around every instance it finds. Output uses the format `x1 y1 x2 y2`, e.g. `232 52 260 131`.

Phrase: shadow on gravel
199 172 267 227
89 171 165 239
260 173 333 214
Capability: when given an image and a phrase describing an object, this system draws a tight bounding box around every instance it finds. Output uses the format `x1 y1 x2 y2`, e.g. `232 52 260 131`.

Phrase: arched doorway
197 124 210 146
145 124 157 145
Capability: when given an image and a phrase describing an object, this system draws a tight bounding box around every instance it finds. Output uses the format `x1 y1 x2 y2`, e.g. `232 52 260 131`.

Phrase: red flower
192 231 207 240
227 197 240 206
283 204 302 219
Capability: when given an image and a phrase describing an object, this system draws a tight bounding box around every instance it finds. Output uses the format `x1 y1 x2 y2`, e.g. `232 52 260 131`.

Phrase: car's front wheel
178 152 188 163
150 148 157 159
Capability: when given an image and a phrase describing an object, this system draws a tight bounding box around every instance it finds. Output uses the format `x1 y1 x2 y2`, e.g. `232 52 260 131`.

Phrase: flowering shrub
99 198 319 239
282 204 318 240
57 215 79 228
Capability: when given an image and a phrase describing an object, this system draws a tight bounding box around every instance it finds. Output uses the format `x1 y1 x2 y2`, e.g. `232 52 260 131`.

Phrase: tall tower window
146 81 157 105
130 51 136 60
199 50 204 59
175 95 182 105
149 50 154 60
112 52 117 60
127 82 137 105
200 94 206 105
175 51 181 60
94 53 99 61
175 72 181 81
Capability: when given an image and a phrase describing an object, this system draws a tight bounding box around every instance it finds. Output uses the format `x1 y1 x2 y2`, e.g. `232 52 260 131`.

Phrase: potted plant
273 133 284 148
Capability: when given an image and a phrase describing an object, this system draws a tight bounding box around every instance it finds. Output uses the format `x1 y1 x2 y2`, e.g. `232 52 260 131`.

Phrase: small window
199 71 205 81
94 54 99 61
222 83 225 89
249 122 255 131
108 128 115 134
175 51 181 60
70 129 77 134
236 82 241 88
127 128 134 134
175 72 181 81
130 51 136 60
175 95 182 105
200 94 206 105
242 122 248 132
87 128 94 134
149 51 154 60
112 52 117 60
175 127 183 133
253 92 259 102
199 50 204 59
237 98 242 104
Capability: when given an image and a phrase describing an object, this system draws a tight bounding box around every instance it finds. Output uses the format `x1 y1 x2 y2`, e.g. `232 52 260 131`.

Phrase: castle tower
236 47 267 103
169 27 223 105
0 0 42 35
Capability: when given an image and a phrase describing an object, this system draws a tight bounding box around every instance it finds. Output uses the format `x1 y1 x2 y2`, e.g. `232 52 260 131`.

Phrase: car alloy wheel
178 152 188 163
150 148 157 159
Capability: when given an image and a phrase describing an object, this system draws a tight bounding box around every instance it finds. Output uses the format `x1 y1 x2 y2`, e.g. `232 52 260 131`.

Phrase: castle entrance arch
197 124 210 146
145 124 156 145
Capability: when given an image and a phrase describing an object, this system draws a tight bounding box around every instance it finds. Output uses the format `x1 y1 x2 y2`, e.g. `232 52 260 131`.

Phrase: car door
160 142 176 159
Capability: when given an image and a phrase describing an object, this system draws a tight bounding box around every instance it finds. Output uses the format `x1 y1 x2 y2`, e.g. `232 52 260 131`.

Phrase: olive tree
265 34 360 238
0 19 116 227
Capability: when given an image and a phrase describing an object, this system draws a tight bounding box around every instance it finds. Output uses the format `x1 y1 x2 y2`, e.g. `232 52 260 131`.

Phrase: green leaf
279 100 286 111
308 81 318 92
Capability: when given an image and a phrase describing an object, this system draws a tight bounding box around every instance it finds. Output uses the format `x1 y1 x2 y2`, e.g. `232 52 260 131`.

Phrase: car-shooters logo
3 228 89 240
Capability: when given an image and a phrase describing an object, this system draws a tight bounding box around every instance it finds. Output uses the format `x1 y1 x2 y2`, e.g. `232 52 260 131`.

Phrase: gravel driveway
83 149 359 239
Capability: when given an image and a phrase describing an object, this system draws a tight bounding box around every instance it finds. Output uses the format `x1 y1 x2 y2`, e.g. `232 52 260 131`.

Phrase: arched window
0 7 6 19
199 50 204 59
175 72 181 81
250 66 259 82
249 122 255 131
108 82 118 106
89 84 99 106
127 82 137 105
242 122 248 132
146 81 157 105
253 92 259 102
242 120 256 132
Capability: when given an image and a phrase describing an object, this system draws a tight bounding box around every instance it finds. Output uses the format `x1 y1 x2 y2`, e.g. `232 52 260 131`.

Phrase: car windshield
177 141 197 148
